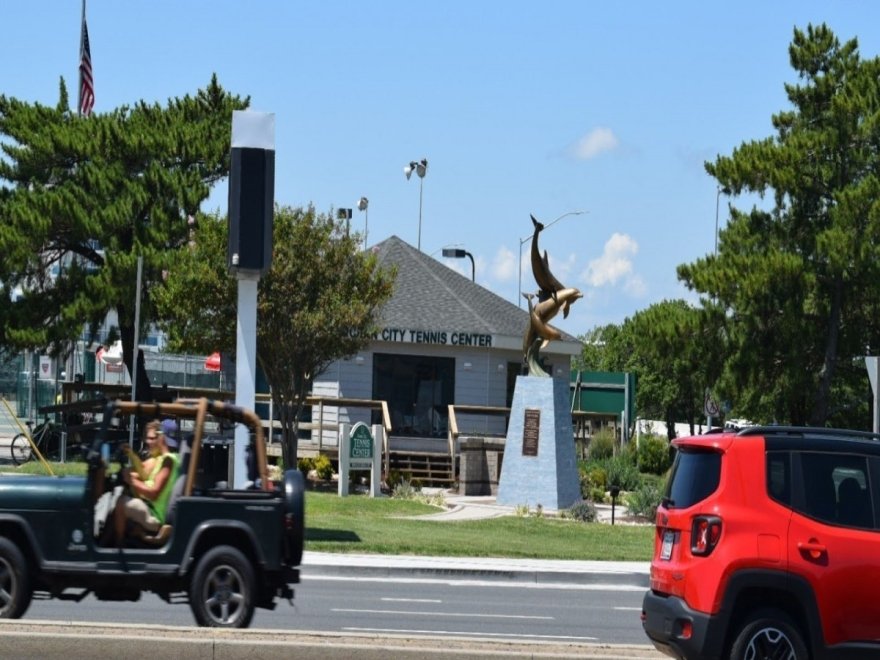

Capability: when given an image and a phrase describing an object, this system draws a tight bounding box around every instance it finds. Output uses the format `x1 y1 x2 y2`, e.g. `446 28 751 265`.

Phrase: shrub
565 499 598 523
386 469 410 489
626 481 663 520
637 435 673 475
603 455 642 491
313 454 334 481
588 429 615 460
297 456 315 479
579 465 608 502
392 480 418 499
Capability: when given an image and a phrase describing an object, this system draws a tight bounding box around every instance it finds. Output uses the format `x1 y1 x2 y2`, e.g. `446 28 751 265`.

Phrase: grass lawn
0 465 654 561
305 491 654 562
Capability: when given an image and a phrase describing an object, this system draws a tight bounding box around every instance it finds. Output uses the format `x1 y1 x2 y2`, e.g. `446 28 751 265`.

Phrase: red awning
204 352 221 372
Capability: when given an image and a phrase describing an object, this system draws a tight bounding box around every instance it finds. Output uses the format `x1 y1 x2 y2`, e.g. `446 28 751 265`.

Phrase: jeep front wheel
729 608 808 660
0 538 32 619
189 545 255 628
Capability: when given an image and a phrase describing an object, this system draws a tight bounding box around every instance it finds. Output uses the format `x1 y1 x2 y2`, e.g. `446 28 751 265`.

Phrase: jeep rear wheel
0 538 32 619
189 545 255 628
729 608 808 660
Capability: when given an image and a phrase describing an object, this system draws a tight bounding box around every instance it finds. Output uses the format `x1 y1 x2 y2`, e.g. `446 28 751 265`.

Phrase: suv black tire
728 608 808 660
0 537 32 618
189 545 255 628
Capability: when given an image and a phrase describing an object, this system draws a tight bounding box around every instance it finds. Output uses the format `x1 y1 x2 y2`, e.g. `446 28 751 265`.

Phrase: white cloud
491 245 517 282
572 127 619 160
582 233 639 287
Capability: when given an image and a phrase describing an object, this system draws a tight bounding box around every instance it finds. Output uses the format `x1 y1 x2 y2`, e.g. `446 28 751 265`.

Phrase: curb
303 552 650 589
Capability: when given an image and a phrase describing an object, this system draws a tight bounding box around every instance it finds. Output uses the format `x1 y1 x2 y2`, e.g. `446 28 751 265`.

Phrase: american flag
79 15 94 116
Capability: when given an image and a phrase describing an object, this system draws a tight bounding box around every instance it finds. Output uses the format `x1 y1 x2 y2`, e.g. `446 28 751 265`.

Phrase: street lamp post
517 210 586 307
357 196 369 249
404 158 428 251
442 247 475 281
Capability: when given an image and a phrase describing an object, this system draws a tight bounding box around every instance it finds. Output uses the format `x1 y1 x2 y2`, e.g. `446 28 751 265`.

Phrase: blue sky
4 1 879 338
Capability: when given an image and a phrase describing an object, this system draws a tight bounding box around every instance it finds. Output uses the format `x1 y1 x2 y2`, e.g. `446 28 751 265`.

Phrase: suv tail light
691 515 722 556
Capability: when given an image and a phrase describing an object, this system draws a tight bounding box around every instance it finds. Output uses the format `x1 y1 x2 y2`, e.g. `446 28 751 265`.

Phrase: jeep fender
0 514 44 567
179 520 267 576
715 569 823 656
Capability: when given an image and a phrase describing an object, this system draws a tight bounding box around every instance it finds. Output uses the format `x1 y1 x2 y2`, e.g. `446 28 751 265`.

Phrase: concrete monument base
496 375 580 510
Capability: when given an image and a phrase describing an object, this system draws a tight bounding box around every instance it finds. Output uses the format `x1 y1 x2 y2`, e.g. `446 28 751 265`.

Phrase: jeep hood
0 475 87 511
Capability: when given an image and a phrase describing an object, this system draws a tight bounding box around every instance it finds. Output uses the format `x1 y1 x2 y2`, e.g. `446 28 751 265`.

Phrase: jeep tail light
691 515 722 556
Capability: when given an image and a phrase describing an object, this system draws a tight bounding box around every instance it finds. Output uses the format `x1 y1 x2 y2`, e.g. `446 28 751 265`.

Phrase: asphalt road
25 572 651 646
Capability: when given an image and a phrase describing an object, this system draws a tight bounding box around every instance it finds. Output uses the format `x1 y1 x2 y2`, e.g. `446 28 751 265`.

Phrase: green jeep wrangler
0 398 305 628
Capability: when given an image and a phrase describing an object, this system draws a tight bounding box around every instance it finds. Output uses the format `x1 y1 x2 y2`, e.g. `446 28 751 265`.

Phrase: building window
372 353 454 437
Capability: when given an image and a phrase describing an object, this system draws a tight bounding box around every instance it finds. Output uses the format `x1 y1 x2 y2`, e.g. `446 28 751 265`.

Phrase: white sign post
338 422 383 497
866 357 880 435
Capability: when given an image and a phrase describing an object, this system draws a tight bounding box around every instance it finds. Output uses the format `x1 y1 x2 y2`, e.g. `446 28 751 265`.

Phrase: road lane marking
345 626 597 641
381 597 443 603
333 608 553 620
615 606 642 611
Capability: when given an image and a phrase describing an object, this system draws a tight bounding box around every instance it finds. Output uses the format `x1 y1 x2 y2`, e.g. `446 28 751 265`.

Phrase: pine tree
678 25 880 425
0 75 248 398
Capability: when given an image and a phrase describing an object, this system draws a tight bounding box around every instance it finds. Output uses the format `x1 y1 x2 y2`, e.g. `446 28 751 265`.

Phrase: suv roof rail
736 425 880 441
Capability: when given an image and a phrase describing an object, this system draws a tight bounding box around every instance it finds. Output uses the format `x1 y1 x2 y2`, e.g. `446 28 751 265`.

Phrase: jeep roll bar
91 398 271 491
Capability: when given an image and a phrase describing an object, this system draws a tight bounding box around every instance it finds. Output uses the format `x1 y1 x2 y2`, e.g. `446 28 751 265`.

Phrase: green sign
349 422 374 468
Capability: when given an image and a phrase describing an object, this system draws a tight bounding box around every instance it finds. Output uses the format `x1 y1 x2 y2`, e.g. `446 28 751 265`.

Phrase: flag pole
78 0 85 117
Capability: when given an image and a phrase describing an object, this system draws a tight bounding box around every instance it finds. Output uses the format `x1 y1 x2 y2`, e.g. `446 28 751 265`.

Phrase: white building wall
314 341 574 441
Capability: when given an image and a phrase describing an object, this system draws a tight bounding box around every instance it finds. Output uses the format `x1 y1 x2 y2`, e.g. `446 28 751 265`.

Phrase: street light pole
442 247 475 281
405 158 428 251
517 210 586 307
357 196 369 249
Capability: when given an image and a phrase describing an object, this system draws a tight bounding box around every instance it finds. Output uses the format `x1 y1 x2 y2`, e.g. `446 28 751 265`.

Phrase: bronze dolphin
529 214 566 303
522 286 584 364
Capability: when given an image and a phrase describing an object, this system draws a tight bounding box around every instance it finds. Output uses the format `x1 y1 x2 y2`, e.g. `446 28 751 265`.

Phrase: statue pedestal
496 376 580 511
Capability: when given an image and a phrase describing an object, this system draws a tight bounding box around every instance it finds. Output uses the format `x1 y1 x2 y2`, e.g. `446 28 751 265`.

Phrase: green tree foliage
579 301 722 439
0 75 248 396
154 206 396 467
678 24 880 426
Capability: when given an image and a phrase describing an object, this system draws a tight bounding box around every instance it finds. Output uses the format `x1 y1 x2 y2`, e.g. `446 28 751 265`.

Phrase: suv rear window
664 448 721 508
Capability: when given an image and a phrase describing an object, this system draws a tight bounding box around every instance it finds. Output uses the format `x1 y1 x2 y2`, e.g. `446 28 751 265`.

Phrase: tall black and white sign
229 111 275 487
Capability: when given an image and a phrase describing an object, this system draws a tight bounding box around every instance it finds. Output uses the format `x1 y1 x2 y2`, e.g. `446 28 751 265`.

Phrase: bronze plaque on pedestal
522 408 540 456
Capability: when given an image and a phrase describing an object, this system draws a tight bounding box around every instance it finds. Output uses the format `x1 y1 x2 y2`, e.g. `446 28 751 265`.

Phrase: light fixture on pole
442 247 475 281
517 210 587 307
357 196 369 249
404 158 428 251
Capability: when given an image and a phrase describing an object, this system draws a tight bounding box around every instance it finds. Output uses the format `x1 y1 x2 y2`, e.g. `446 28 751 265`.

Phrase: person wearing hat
161 418 179 451
110 420 179 545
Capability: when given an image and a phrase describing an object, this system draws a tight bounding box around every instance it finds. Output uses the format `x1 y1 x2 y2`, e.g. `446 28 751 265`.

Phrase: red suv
642 426 880 660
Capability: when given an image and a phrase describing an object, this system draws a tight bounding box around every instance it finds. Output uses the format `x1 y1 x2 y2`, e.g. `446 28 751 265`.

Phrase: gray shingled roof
370 235 579 343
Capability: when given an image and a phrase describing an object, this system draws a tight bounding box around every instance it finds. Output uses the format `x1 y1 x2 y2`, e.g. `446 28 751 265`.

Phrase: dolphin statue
529 214 566 303
522 287 583 375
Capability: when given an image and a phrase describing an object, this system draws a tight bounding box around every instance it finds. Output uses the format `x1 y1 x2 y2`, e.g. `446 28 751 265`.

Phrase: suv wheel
729 608 808 660
0 538 32 618
189 545 255 628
